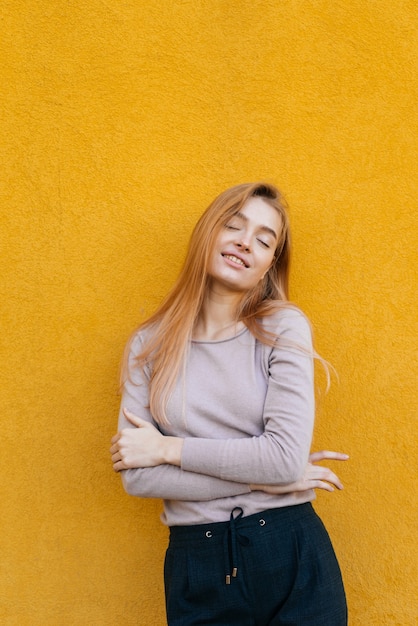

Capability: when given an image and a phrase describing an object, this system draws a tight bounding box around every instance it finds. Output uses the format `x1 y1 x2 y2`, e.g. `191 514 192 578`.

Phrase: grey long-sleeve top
118 306 316 526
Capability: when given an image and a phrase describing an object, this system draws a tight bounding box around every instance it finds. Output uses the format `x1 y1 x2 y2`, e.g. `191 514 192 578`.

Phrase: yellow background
1 1 417 624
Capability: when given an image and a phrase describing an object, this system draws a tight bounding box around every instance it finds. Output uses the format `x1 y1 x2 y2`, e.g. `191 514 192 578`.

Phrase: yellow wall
1 1 417 624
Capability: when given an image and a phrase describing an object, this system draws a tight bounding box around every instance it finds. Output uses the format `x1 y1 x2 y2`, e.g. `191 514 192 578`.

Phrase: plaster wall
1 1 417 624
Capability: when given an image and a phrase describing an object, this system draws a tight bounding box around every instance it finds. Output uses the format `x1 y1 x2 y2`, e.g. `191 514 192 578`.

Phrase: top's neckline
191 326 249 345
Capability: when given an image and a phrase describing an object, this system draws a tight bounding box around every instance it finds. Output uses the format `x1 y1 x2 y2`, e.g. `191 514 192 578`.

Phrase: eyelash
225 225 270 248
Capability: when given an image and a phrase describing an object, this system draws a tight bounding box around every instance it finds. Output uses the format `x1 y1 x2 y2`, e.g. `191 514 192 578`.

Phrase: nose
235 238 251 253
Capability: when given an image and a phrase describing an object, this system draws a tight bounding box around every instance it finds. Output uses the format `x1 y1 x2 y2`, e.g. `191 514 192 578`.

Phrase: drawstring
223 507 250 584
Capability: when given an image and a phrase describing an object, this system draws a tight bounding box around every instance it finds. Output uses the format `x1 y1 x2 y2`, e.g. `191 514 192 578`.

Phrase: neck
193 288 245 341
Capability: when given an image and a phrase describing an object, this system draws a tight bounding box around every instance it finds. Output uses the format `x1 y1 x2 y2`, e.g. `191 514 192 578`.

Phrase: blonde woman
111 182 348 625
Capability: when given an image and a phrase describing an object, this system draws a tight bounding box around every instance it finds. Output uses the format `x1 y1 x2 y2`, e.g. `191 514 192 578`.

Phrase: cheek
207 245 223 275
260 251 275 274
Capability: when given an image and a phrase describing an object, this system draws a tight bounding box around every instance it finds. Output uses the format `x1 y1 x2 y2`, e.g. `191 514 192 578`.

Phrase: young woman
110 182 348 625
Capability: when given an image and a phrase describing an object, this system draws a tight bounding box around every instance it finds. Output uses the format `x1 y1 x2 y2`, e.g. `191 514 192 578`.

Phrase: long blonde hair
123 182 293 424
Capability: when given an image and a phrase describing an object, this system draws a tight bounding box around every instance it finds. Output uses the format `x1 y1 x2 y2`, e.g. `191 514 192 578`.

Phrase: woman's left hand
110 409 183 471
250 450 349 494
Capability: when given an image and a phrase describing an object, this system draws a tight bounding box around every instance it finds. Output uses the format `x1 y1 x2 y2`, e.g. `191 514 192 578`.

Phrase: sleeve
118 333 251 501
181 310 315 485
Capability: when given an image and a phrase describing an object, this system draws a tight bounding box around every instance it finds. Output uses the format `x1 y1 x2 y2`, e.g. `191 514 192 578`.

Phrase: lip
221 251 250 268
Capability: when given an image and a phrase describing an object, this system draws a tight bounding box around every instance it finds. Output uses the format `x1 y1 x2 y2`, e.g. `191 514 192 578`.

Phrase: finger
313 466 344 489
111 433 120 445
309 450 349 463
123 408 148 427
113 460 125 472
306 465 343 490
109 443 120 454
111 451 122 463
319 467 344 490
313 480 335 492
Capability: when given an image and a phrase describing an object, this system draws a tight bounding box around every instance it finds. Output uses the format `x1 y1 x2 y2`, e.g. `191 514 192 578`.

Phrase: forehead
236 197 282 232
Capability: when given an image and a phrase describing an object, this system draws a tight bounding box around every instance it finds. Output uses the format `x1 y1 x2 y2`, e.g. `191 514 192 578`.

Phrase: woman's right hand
250 450 349 495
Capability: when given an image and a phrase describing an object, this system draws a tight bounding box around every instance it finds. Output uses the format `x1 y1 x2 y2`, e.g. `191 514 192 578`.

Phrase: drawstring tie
223 507 250 584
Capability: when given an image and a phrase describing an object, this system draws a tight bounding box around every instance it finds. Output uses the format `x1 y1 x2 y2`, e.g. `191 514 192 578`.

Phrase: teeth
223 254 246 267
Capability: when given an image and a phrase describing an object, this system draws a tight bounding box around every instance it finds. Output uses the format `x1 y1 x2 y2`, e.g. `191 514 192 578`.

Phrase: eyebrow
234 211 278 241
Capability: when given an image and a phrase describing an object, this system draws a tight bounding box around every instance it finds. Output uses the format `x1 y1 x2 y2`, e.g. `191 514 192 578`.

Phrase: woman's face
207 196 281 295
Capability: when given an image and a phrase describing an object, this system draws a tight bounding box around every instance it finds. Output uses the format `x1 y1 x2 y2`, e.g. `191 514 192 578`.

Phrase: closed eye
257 238 270 248
225 224 239 230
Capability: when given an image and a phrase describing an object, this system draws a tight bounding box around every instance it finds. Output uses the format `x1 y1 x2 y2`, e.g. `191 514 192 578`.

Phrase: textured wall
1 1 417 624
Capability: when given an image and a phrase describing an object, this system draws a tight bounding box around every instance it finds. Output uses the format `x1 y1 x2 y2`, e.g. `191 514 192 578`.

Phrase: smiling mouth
222 254 249 268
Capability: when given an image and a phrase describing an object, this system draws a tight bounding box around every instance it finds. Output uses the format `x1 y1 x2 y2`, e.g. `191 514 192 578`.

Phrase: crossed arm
110 407 348 499
111 315 348 500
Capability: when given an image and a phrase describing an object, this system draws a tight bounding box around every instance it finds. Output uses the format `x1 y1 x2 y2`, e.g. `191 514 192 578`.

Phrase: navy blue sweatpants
164 503 347 625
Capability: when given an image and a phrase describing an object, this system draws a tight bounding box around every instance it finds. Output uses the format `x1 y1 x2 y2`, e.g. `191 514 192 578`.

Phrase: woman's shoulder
260 303 312 343
122 323 157 384
125 321 158 358
261 302 310 327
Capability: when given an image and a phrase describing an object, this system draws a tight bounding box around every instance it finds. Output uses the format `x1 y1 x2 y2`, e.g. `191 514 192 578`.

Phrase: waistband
169 502 314 544
168 503 314 585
